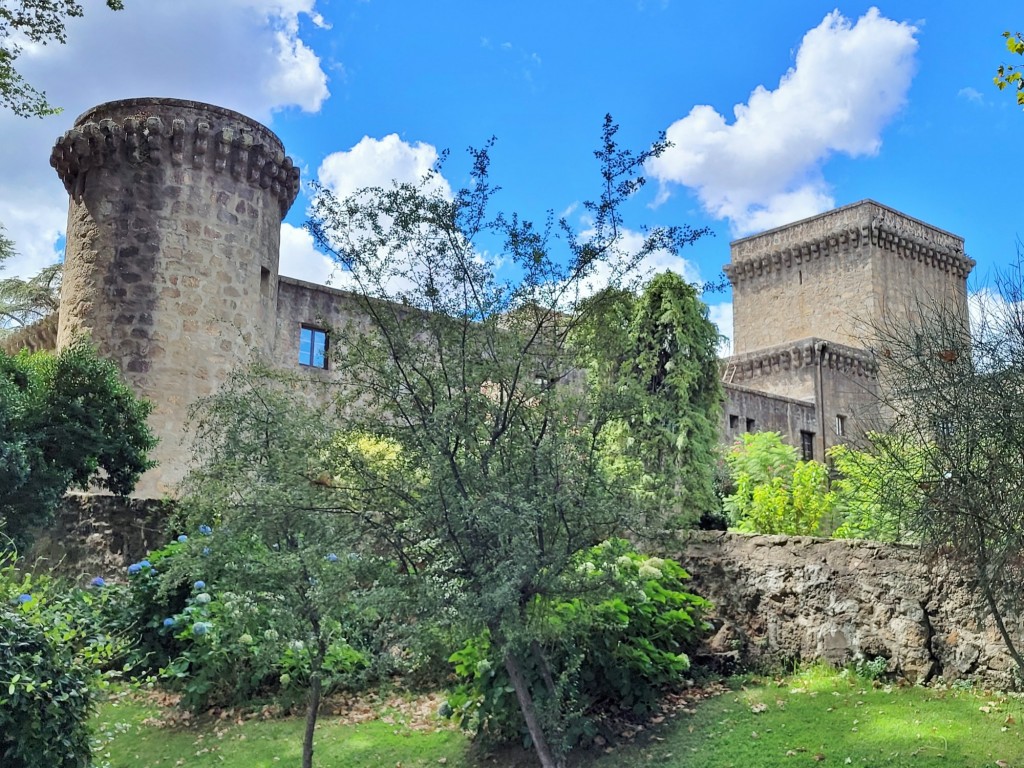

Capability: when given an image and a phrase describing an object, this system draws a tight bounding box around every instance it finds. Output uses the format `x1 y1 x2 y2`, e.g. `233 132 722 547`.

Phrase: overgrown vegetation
0 341 156 551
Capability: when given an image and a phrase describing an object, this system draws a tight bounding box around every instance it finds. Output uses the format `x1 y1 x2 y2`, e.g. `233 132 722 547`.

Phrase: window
745 417 756 432
299 326 328 369
729 414 739 430
800 431 815 462
835 414 846 437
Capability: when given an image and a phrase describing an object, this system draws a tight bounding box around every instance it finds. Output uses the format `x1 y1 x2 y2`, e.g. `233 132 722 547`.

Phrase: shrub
0 607 94 768
445 539 710 749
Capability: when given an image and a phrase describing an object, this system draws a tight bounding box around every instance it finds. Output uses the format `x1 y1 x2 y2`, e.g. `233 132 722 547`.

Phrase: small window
260 267 271 298
729 414 739 430
745 418 756 432
800 430 815 462
835 414 846 437
299 326 328 369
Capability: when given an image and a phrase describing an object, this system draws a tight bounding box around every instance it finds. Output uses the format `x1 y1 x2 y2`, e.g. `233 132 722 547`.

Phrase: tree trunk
302 662 323 768
504 652 563 768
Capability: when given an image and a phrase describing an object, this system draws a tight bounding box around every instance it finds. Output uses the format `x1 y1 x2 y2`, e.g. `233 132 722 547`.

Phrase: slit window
835 414 846 437
299 326 328 369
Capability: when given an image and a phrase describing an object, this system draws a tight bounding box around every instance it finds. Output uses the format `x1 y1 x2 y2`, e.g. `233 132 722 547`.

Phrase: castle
5 98 974 498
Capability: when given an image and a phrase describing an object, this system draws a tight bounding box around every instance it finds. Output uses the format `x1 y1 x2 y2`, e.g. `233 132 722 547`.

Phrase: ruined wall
26 494 171 580
676 532 1020 686
50 98 300 497
726 200 973 355
0 312 59 354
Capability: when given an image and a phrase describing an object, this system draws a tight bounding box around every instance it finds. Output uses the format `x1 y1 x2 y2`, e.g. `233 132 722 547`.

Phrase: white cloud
317 134 452 200
0 0 330 280
708 301 734 356
647 7 918 236
957 86 984 104
279 223 342 286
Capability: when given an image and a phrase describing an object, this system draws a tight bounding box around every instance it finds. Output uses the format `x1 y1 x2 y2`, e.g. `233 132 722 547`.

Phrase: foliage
307 117 713 767
445 540 709 750
174 364 394 768
1 0 124 118
572 275 723 526
828 436 930 542
0 550 134 768
0 235 61 332
0 341 156 551
868 257 1024 678
995 31 1024 107
722 432 836 535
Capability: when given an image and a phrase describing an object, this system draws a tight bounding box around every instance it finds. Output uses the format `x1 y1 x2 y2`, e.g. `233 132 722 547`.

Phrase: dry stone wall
676 532 1022 686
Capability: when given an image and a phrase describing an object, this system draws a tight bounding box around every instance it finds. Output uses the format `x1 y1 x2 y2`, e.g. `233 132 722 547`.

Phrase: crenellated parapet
50 98 300 219
722 337 879 385
724 199 974 286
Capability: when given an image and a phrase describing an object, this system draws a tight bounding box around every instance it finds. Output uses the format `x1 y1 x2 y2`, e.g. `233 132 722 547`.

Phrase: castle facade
4 99 974 496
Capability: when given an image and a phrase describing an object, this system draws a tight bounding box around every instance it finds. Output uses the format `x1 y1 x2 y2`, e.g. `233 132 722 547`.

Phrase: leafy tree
1 0 124 118
995 31 1024 107
866 258 1024 676
0 341 155 551
828 436 930 542
307 118 713 767
0 232 60 333
175 364 387 768
723 431 836 535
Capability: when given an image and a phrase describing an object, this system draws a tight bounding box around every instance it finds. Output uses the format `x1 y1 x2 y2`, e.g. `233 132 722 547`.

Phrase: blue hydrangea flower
325 553 339 563
127 563 142 575
17 593 31 603
198 525 212 535
90 576 106 588
139 559 151 568
163 617 176 628
177 534 188 543
192 621 212 636
201 547 211 557
194 580 206 590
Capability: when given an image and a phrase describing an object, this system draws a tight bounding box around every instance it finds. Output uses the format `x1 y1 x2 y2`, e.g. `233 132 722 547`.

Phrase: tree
995 31 1024 108
174 364 377 768
306 118 713 766
722 431 836 535
0 341 155 551
0 230 60 333
1 0 124 118
865 258 1024 676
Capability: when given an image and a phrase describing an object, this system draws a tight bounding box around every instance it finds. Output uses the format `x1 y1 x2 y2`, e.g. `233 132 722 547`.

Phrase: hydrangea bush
445 539 710 749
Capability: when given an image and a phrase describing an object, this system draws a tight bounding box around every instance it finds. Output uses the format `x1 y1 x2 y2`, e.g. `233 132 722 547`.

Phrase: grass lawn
93 668 1024 767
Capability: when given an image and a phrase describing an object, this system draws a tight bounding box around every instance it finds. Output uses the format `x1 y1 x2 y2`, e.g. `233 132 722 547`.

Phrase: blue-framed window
299 326 328 369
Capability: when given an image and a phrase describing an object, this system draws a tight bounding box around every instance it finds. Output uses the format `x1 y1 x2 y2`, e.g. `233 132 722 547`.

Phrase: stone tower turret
50 98 300 496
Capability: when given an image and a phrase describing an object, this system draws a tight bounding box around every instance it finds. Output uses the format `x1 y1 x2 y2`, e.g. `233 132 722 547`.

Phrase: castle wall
722 383 819 458
0 312 59 355
50 99 299 496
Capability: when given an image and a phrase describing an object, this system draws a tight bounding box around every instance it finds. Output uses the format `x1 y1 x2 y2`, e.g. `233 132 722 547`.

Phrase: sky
1 1 1020 351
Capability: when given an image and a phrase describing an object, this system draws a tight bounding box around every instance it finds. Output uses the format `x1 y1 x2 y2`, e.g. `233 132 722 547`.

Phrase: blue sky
1 1 1019 347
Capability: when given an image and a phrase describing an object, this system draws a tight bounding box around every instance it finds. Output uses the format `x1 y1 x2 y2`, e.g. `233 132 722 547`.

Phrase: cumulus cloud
0 0 330 279
647 7 918 236
279 223 342 286
708 301 733 356
317 134 452 200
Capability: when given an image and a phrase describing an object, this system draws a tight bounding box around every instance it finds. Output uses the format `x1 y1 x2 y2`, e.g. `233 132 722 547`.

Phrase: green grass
93 668 1024 767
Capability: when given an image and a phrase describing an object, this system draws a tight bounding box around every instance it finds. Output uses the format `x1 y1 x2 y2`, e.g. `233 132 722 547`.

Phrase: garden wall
26 494 171 581
675 531 1020 686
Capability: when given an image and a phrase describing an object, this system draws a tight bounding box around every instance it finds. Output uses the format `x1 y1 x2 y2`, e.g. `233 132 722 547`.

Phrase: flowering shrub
445 539 710 748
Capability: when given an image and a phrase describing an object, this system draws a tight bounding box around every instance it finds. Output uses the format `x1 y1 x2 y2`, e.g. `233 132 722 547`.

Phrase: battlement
50 98 300 219
724 200 974 285
722 337 879 386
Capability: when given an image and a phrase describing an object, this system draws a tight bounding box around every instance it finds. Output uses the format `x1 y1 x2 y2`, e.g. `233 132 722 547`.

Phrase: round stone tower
50 98 300 496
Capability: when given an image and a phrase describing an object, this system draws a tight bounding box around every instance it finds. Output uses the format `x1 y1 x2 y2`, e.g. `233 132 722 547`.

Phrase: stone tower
720 200 975 459
50 98 300 496
726 200 974 355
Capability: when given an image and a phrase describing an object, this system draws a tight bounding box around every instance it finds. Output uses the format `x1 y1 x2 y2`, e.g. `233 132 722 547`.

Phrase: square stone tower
720 200 975 459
